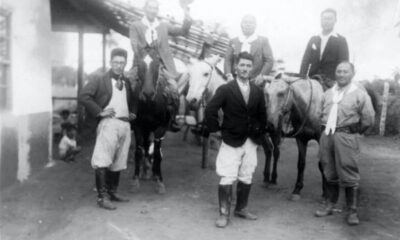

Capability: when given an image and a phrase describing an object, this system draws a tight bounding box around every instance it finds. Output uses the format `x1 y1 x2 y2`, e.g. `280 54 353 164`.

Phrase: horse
130 54 174 194
263 74 327 200
185 56 275 173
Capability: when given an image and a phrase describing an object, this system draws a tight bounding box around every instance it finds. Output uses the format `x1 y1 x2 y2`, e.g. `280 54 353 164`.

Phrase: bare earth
1 133 399 240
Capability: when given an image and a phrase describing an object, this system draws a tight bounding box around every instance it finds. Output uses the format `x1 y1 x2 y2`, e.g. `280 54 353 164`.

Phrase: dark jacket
79 71 137 120
129 18 192 77
300 33 349 80
205 80 267 147
224 36 274 79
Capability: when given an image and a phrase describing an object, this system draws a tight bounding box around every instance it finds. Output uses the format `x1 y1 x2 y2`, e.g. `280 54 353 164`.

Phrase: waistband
321 125 353 134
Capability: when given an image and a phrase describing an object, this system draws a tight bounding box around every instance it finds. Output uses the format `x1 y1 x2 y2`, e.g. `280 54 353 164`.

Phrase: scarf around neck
239 33 258 53
142 17 160 45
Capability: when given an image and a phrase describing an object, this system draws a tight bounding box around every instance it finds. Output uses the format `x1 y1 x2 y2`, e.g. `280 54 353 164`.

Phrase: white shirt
104 78 129 118
319 31 338 59
58 135 77 156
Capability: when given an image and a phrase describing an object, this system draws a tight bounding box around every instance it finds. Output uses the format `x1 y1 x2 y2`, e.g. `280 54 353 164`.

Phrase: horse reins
281 78 313 138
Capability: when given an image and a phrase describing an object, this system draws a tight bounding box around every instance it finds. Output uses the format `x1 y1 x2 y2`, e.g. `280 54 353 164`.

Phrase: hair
63 123 77 132
321 8 337 18
237 52 254 63
338 61 355 73
144 0 159 8
110 48 127 60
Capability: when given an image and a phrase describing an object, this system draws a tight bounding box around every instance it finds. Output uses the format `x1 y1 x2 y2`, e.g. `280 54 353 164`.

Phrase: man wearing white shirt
300 8 349 89
224 15 274 83
315 62 375 226
79 48 137 210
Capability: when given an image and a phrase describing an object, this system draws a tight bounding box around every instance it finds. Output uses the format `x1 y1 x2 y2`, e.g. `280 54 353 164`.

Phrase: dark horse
131 54 173 194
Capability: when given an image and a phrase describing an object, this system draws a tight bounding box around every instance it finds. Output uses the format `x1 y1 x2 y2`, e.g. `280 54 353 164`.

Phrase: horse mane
215 66 227 81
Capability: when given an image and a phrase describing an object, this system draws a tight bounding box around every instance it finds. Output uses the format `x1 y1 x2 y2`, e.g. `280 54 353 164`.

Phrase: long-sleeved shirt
321 83 375 130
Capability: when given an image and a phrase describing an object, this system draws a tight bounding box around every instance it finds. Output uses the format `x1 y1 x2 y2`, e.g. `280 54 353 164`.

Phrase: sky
55 0 400 80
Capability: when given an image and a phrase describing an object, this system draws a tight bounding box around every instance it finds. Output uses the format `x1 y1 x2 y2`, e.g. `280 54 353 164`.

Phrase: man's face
241 16 257 37
110 56 127 76
335 63 354 88
145 0 159 22
236 58 253 80
67 129 77 139
321 12 336 33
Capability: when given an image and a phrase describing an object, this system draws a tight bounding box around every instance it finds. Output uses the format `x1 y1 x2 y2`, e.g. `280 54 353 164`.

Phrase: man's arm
205 86 226 132
78 77 103 118
358 92 375 134
224 39 234 80
167 16 192 37
260 37 274 76
129 24 140 67
299 37 313 76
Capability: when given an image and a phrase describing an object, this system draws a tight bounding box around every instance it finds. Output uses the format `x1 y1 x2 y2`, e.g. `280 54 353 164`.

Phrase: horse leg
291 138 308 201
261 135 272 185
152 137 166 194
142 133 153 180
271 135 281 184
318 160 328 202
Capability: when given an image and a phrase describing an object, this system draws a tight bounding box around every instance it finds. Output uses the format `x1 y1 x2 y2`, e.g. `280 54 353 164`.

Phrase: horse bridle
199 61 215 108
280 77 313 137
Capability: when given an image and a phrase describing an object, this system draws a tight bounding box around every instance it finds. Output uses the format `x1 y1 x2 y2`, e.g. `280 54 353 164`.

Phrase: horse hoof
290 194 301 201
130 178 140 193
156 181 166 195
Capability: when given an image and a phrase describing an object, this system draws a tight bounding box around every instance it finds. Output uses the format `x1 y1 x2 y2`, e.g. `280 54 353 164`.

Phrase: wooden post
77 26 84 133
102 30 107 72
379 81 389 136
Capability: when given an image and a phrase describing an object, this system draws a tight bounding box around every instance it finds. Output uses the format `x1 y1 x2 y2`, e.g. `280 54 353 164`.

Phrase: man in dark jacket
79 48 137 210
205 52 267 228
300 8 349 89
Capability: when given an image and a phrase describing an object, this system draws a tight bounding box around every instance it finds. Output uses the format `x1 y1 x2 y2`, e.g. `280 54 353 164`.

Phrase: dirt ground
1 132 399 240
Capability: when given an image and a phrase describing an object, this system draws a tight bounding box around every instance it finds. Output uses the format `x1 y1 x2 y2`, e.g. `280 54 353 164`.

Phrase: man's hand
129 113 137 121
226 73 234 81
255 74 267 86
99 108 116 118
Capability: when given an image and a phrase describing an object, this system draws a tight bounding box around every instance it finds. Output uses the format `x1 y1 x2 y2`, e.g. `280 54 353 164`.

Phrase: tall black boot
234 182 257 220
95 168 116 210
215 185 232 228
107 170 130 202
345 187 360 226
315 182 339 217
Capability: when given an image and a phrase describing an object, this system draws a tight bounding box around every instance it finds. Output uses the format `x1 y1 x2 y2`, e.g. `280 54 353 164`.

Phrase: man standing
79 48 137 210
205 52 267 228
315 62 375 225
300 8 349 89
129 0 192 131
224 14 274 83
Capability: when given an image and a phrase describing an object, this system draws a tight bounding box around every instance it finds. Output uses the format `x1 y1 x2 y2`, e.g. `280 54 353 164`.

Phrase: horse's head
138 55 164 100
185 55 222 110
264 74 292 130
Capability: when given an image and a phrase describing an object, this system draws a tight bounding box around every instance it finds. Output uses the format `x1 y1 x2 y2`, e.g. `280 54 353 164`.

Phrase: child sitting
58 123 81 162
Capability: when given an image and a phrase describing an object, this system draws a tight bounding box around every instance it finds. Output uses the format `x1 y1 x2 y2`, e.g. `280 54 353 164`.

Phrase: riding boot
345 187 360 226
107 170 129 202
95 168 116 210
315 183 339 217
215 185 232 228
234 182 257 220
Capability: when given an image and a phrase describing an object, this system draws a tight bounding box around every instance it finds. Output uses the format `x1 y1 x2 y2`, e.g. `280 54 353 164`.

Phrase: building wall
0 0 52 189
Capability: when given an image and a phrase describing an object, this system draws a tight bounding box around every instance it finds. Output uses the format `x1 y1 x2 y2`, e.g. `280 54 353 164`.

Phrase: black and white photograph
1 0 400 239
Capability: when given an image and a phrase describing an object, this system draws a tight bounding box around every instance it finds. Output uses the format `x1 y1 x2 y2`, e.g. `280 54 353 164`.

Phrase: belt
321 125 353 134
116 117 130 122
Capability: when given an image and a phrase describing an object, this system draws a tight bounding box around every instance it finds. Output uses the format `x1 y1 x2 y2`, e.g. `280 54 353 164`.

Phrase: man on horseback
224 14 274 83
205 52 267 228
129 0 192 132
79 48 137 210
300 8 349 89
315 61 375 225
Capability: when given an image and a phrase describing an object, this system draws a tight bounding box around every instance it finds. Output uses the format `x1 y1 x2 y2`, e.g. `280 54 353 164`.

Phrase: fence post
379 81 390 136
